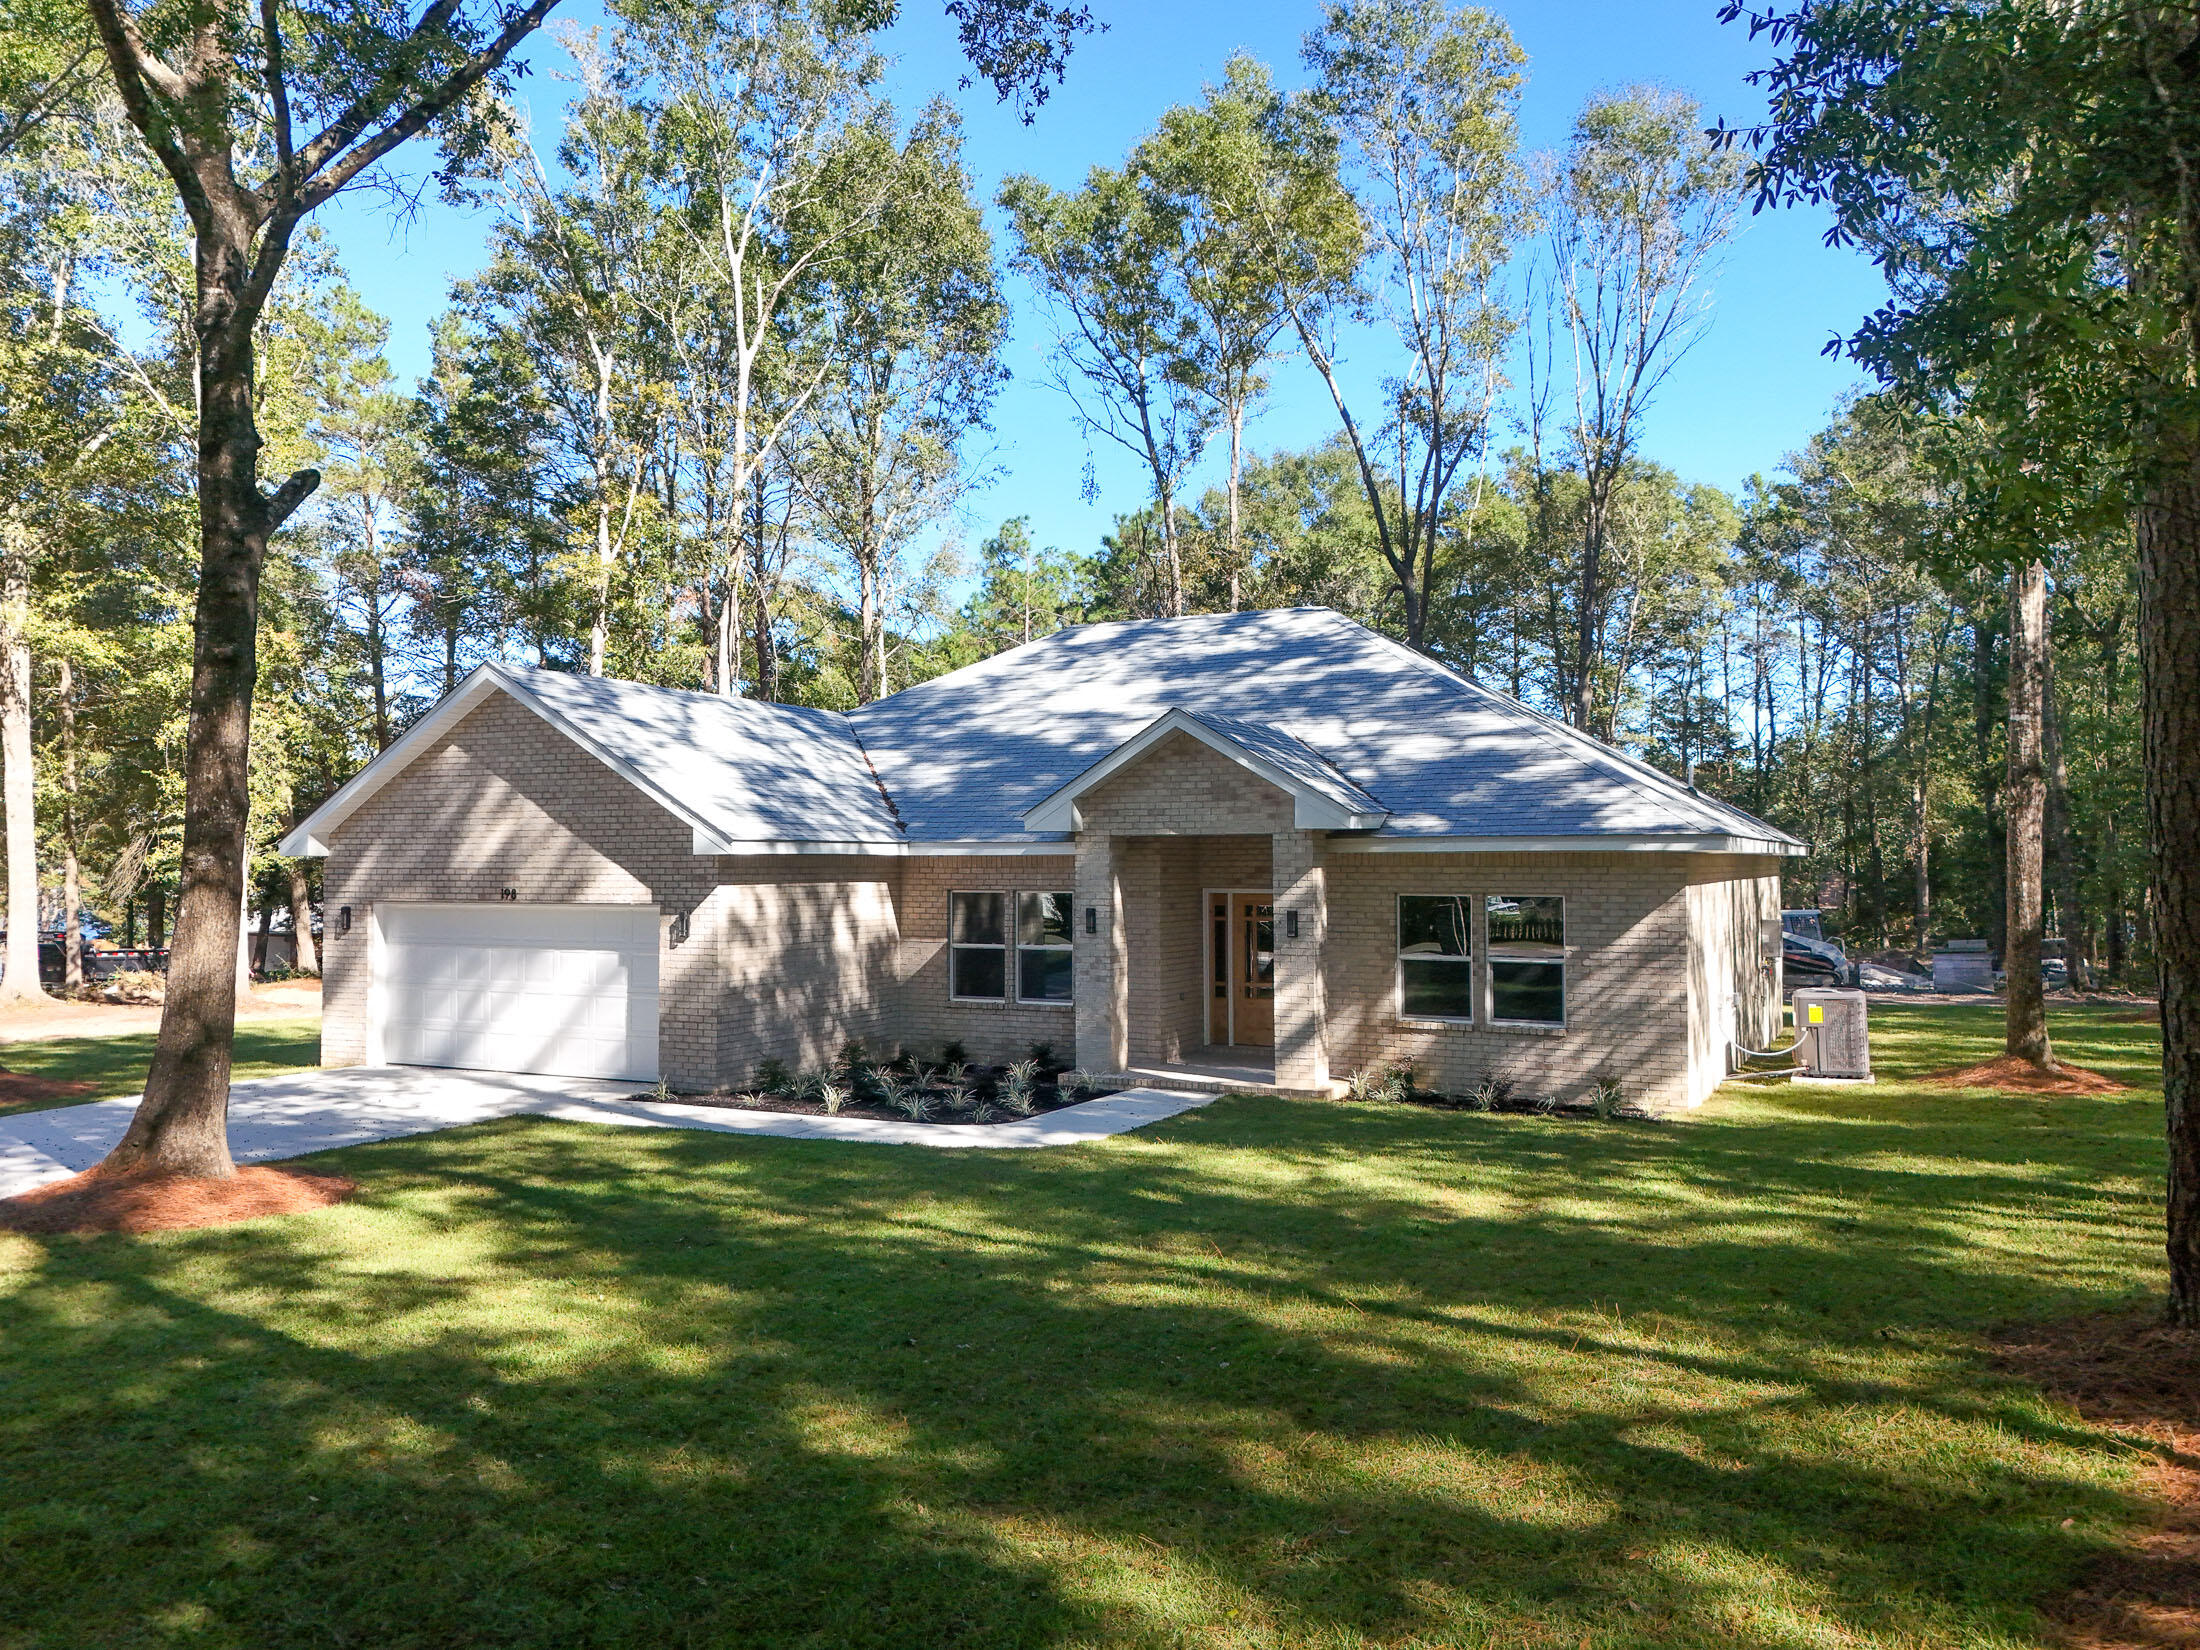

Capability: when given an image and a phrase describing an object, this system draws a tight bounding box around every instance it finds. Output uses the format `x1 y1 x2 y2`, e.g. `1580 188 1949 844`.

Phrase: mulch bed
1928 1055 2130 1096
1994 1313 2200 1648
656 1080 1114 1127
0 1069 96 1110
0 1165 357 1235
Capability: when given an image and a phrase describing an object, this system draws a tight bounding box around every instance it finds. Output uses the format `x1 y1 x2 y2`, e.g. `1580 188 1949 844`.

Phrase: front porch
1072 819 1333 1095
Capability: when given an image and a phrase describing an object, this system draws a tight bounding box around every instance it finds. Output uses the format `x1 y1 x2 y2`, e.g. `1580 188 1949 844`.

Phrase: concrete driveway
0 1068 1213 1199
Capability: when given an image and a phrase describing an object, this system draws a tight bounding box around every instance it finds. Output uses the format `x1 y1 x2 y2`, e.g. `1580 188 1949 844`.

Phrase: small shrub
941 1041 968 1067
1028 1042 1057 1071
1589 1075 1627 1121
1345 1066 1407 1104
1465 1071 1515 1113
818 1081 850 1116
753 1057 794 1097
836 1040 871 1081
884 1078 932 1122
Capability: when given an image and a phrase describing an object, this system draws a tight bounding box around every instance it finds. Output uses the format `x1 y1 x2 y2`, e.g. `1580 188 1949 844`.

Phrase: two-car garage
372 904 661 1082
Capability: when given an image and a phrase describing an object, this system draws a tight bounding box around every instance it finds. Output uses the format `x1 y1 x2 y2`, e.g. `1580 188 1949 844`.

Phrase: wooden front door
1206 891 1275 1048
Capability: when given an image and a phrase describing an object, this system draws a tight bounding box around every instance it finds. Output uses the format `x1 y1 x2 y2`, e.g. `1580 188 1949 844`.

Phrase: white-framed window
1016 891 1075 1003
1487 894 1565 1026
948 891 1006 1001
1397 894 1474 1022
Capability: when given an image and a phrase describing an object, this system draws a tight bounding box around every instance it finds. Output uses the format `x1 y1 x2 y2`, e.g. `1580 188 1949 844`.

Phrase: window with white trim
948 892 1006 1000
1016 891 1075 1002
1397 894 1474 1021
1487 895 1565 1025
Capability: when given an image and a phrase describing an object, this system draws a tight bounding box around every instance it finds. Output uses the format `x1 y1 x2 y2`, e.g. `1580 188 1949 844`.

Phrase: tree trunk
2044 620 2093 991
148 883 165 951
2005 559 2055 1070
362 510 390 749
1973 606 2007 963
2107 812 2127 983
287 858 318 976
100 220 314 1180
1226 402 1244 613
2138 455 2200 1328
58 657 83 990
0 539 44 1003
253 875 274 976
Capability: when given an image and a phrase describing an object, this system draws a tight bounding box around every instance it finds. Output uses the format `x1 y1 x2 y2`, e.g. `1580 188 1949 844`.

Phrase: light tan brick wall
1683 855 1786 1105
894 854 1079 1066
1075 732 1297 836
1323 850 1696 1110
709 855 902 1084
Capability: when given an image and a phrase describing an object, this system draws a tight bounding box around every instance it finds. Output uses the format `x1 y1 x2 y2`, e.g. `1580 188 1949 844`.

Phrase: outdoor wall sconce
336 906 351 936
1286 910 1299 940
500 886 518 901
1085 906 1097 934
669 913 690 946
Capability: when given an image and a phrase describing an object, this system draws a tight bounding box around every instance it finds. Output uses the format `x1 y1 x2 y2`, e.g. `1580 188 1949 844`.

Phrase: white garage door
376 904 660 1081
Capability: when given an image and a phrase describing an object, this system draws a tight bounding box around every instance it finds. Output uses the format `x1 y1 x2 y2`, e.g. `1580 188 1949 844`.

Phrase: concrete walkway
0 1068 1218 1199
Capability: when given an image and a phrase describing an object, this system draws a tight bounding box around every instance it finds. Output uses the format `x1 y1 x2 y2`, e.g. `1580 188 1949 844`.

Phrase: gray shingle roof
849 608 1800 848
497 665 901 845
289 608 1801 858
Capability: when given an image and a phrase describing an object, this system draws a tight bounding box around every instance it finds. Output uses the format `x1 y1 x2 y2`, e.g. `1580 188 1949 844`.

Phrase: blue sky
320 0 1888 566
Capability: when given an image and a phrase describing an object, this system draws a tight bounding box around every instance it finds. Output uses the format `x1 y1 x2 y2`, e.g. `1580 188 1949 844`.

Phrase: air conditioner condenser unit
1792 988 1871 1080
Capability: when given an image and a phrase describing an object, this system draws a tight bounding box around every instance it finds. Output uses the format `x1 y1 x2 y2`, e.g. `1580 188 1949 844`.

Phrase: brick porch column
1272 828 1329 1092
1074 831 1129 1072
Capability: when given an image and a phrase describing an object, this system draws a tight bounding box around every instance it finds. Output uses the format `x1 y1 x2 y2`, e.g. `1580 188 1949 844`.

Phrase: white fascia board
1324 833 1805 856
1021 707 1388 833
697 833 1075 857
280 663 730 859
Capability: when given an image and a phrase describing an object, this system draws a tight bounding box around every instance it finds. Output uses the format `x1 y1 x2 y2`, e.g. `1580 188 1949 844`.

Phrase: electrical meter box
1793 988 1871 1079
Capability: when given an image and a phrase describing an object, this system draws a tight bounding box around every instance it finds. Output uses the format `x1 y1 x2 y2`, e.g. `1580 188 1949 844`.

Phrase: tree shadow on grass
0 1019 323 1115
0 1038 2169 1649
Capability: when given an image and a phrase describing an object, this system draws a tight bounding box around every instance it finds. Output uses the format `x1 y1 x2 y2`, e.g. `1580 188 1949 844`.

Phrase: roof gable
280 664 901 858
1022 707 1389 831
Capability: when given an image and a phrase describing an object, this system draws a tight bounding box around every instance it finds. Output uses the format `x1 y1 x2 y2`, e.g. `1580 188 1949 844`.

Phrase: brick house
282 608 1800 1109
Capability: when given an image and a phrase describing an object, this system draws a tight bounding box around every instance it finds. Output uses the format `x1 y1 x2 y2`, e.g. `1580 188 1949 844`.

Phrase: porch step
1099 1067 1347 1101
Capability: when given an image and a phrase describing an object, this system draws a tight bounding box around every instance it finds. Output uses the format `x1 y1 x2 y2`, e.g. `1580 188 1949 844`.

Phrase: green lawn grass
0 1017 323 1114
0 1001 2170 1649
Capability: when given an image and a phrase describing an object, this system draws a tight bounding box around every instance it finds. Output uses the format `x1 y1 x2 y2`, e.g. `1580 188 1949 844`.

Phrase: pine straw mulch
0 1165 357 1236
1926 1054 2131 1096
0 1069 96 1110
1994 1313 2200 1648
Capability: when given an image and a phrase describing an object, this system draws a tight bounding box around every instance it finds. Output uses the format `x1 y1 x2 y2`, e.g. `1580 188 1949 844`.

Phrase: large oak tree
79 0 1092 1180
